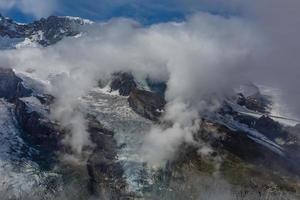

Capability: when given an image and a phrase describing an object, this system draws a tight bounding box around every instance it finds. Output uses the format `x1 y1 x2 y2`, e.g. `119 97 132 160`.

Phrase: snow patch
60 16 94 25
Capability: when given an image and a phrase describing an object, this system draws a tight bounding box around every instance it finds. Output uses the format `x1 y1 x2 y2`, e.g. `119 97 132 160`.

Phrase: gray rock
0 68 32 100
14 97 61 151
128 88 166 121
86 116 130 199
0 14 88 46
110 72 137 96
237 92 271 113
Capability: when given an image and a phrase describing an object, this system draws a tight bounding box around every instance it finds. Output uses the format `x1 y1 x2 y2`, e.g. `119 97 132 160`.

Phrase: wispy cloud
0 0 57 18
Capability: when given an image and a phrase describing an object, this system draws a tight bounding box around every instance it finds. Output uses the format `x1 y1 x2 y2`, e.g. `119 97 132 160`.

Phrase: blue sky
0 0 239 24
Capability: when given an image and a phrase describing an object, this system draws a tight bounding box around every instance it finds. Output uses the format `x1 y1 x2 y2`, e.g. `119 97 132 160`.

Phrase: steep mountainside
0 14 92 48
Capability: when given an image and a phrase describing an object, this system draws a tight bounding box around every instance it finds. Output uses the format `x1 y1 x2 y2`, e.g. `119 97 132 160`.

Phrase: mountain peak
0 14 93 48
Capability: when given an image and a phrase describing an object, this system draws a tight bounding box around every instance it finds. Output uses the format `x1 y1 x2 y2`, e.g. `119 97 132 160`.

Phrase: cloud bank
0 12 258 162
0 0 57 18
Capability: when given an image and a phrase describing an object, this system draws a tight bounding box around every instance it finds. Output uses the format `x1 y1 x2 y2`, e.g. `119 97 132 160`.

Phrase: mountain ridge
0 13 93 47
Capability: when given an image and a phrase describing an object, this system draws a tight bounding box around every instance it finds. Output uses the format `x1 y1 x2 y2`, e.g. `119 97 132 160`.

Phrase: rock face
0 68 59 152
86 116 129 199
0 14 91 46
254 115 287 139
14 97 61 152
110 72 137 96
26 16 89 46
234 113 289 141
287 124 300 139
0 15 23 38
109 72 167 121
0 68 31 100
198 120 300 178
237 92 271 113
128 88 166 121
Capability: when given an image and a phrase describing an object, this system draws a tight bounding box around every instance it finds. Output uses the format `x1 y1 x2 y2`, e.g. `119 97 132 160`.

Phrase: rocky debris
128 88 166 121
86 116 130 199
14 97 61 152
0 68 32 100
0 14 89 46
237 92 271 113
110 72 137 96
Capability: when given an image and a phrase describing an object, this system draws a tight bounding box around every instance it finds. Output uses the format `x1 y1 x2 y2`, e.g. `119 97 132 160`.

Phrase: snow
14 70 50 94
259 85 300 126
19 96 48 116
0 99 59 198
30 30 45 43
81 88 153 193
74 33 83 38
96 85 121 96
211 114 285 156
61 16 94 25
15 38 39 49
225 92 300 127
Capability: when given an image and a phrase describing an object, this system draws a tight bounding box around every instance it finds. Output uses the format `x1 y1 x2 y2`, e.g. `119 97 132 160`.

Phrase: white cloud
0 0 57 18
0 12 258 161
2 0 299 166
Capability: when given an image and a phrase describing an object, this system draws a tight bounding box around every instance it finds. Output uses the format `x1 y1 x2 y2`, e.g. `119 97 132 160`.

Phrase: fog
0 12 258 161
0 0 299 166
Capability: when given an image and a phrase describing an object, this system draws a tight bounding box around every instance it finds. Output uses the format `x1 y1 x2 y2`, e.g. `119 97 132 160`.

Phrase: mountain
0 14 300 200
0 14 92 48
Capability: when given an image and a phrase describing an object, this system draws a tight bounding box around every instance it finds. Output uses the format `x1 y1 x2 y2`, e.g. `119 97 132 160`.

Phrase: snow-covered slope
0 99 61 199
0 14 93 49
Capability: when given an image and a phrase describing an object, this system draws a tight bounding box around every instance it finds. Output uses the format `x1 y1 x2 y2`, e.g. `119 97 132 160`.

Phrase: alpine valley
0 13 300 200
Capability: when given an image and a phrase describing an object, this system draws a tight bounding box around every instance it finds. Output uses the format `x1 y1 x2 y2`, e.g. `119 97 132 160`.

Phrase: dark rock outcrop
110 72 137 96
27 16 84 46
86 116 129 199
233 113 289 141
237 92 271 113
0 68 32 100
146 77 167 97
198 120 300 177
14 97 61 151
128 88 166 121
0 14 89 46
253 115 287 139
0 14 25 38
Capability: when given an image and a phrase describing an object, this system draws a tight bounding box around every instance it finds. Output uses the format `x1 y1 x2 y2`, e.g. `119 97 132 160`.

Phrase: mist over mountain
0 1 299 199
